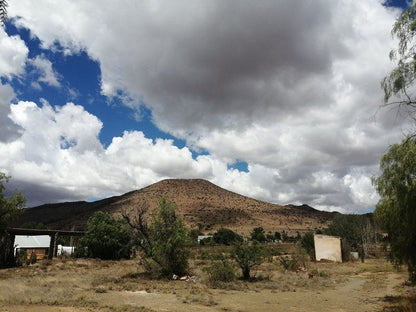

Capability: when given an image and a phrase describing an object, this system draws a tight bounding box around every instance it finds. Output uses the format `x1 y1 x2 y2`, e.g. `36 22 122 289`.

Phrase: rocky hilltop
12 179 336 235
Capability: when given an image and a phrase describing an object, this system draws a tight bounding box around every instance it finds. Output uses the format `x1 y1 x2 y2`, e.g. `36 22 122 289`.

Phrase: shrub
204 259 236 283
279 257 298 271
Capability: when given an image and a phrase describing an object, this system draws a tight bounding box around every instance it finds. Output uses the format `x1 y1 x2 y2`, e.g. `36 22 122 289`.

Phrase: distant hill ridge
12 179 336 234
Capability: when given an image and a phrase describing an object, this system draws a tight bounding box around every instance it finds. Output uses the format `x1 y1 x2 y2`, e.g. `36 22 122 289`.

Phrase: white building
14 235 51 259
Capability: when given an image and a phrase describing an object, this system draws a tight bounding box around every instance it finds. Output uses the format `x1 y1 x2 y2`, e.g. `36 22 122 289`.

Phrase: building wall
314 234 342 262
16 248 48 260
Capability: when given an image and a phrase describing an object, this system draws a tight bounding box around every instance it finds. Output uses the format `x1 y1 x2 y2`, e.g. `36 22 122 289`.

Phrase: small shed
197 235 213 244
314 234 342 262
14 235 51 260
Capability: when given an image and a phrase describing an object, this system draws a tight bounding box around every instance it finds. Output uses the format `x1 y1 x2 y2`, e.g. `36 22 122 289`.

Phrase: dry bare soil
0 256 413 312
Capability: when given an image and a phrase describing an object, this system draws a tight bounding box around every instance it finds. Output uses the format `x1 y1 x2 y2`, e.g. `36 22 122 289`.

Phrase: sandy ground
0 258 410 312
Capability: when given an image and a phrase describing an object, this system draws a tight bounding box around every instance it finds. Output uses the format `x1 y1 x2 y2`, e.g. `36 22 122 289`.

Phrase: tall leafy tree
213 228 243 245
382 3 416 122
148 198 190 276
123 198 190 277
373 136 416 282
80 212 132 260
250 227 266 242
0 172 25 267
325 213 376 262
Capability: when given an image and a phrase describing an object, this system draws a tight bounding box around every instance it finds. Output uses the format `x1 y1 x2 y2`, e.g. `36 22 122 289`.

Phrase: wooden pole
53 232 59 257
48 234 55 259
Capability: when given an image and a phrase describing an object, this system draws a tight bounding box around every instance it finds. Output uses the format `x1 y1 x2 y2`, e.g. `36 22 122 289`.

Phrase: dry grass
0 257 410 312
381 294 416 312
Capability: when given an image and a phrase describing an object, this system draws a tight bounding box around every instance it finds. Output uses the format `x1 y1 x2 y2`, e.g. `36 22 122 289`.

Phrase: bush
204 258 236 283
279 256 298 271
213 228 243 245
80 212 132 260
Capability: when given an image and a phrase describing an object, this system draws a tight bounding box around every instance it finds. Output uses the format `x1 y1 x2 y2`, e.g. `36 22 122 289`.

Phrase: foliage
325 213 376 262
213 228 243 245
281 230 289 242
188 228 203 245
0 172 25 231
250 227 266 242
280 244 310 271
266 233 275 242
204 257 235 283
199 236 214 246
299 232 315 261
123 198 190 277
148 198 190 277
233 242 265 280
326 214 363 247
0 172 25 268
381 3 416 122
274 231 281 241
80 212 132 260
373 136 416 282
279 257 298 271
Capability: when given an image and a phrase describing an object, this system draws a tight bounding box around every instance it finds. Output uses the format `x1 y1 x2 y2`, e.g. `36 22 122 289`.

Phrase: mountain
11 179 337 235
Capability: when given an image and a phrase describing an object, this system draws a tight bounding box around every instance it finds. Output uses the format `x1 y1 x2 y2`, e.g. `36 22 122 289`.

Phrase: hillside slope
12 179 336 235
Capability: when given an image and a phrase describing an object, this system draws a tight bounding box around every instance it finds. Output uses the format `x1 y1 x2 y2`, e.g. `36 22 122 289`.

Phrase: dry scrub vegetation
0 250 414 312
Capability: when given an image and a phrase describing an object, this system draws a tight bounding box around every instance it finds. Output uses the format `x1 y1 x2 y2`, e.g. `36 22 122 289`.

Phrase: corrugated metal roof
14 235 50 248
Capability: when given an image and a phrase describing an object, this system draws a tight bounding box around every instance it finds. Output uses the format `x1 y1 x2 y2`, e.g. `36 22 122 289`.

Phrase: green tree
0 172 26 268
274 231 281 241
148 198 190 277
325 214 373 262
299 232 315 261
213 228 243 245
123 198 190 277
373 136 416 282
382 3 416 121
250 227 266 242
80 212 132 260
0 173 25 230
233 242 265 280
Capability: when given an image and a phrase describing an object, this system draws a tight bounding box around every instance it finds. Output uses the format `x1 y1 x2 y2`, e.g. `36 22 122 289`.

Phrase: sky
0 0 413 213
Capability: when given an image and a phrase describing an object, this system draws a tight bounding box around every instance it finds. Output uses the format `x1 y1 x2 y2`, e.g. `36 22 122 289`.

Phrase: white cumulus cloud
3 0 413 212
